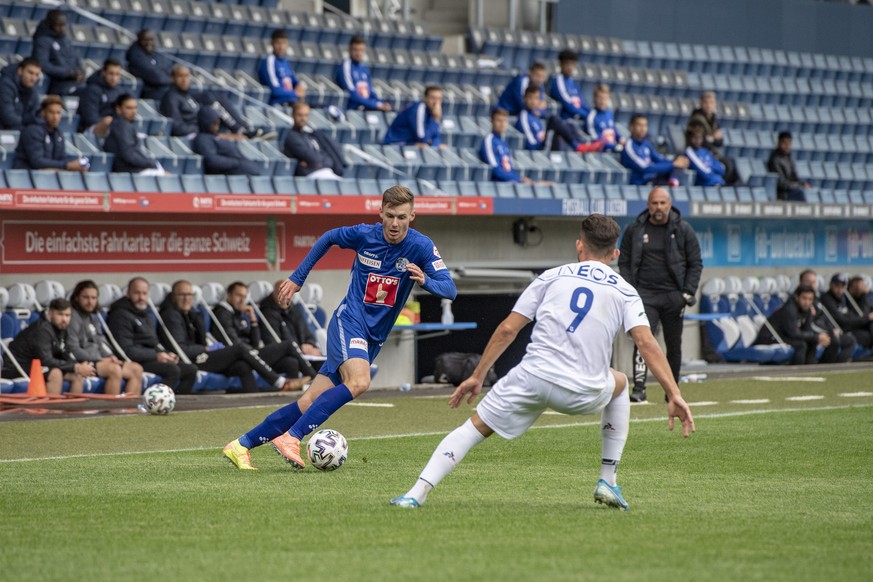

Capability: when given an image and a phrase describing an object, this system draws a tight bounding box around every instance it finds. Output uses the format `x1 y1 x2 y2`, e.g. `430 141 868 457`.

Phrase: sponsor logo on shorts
431 259 446 271
395 257 409 272
349 337 368 351
364 274 400 306
357 253 382 268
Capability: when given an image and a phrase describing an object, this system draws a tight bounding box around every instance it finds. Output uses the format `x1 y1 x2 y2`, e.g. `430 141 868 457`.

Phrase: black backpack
433 352 498 387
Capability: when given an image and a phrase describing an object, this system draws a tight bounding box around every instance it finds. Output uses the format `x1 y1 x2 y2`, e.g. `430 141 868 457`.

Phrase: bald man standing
619 188 702 402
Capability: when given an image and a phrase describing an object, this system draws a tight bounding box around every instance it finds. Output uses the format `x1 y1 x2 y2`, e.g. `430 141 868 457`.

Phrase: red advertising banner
0 217 282 274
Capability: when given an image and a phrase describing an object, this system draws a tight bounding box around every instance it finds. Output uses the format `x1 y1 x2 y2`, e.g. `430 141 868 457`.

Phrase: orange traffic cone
27 359 47 397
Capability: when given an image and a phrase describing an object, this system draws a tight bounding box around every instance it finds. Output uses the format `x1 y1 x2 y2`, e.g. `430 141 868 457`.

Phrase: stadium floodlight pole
0 340 29 379
146 298 194 365
96 312 132 363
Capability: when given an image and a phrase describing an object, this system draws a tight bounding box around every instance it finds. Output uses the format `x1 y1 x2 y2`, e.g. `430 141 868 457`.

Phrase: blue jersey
290 223 456 343
258 54 300 105
383 101 441 147
336 58 383 110
586 108 621 150
480 132 521 182
685 146 725 187
548 74 589 120
621 138 674 185
516 109 546 151
496 74 545 116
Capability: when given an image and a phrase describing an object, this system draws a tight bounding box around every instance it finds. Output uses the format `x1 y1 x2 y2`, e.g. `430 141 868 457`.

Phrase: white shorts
476 365 615 440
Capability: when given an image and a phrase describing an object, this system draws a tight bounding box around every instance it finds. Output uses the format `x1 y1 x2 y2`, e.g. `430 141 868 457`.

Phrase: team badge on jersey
364 274 399 306
395 257 409 272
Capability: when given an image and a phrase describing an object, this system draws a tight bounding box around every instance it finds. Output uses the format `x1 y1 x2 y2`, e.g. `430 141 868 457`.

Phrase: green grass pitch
1 371 871 581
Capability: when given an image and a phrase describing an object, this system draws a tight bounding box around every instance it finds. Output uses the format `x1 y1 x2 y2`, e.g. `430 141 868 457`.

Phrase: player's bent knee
345 379 370 397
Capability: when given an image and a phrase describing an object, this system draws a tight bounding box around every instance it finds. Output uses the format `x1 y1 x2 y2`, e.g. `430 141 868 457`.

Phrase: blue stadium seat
30 171 60 191
5 169 33 189
181 174 206 193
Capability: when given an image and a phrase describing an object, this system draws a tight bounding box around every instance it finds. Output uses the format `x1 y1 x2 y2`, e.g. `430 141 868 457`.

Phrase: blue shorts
321 306 383 385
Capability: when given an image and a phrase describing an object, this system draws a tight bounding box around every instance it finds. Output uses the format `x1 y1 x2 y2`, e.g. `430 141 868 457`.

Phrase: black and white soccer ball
306 429 348 471
141 383 176 415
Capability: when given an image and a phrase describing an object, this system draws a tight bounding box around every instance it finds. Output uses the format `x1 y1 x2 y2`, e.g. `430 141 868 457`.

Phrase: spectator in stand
585 84 624 152
847 276 873 349
548 49 590 121
159 280 306 394
104 94 165 175
108 277 197 393
684 121 726 187
767 131 811 202
383 86 443 147
213 281 315 385
13 95 88 172
31 9 84 96
68 280 144 396
258 29 306 106
161 65 266 141
798 269 857 361
821 273 873 350
125 29 172 101
0 58 42 130
76 58 124 137
1 298 95 394
283 102 346 179
497 62 548 116
621 114 689 186
754 285 834 365
516 85 602 153
192 108 260 176
259 280 323 357
480 108 548 184
337 35 391 111
686 92 739 185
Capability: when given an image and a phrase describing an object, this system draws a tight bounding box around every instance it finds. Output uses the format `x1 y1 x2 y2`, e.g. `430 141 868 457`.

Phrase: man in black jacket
2 299 95 394
821 273 873 350
76 58 124 137
767 131 811 202
798 269 856 362
125 29 172 101
191 107 260 175
847 276 873 349
283 102 346 179
259 280 322 355
107 277 196 393
0 58 42 130
755 285 833 365
14 95 88 172
104 94 164 174
31 9 84 96
159 280 303 393
619 187 702 402
213 281 315 384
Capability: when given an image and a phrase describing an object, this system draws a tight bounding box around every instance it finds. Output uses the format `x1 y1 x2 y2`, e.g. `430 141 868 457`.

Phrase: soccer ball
306 429 348 471
141 384 176 415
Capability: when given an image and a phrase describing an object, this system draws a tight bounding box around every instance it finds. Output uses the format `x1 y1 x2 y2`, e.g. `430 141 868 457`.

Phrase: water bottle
440 298 454 325
680 373 707 383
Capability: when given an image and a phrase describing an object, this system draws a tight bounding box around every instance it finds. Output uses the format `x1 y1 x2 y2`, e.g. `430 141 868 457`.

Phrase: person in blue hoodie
497 62 548 116
620 115 688 186
383 86 442 147
685 122 725 187
258 29 306 106
14 95 88 172
192 107 261 176
337 36 391 112
31 9 84 96
585 84 625 152
76 59 124 137
516 85 602 153
548 49 590 121
480 108 551 184
126 29 172 101
0 58 42 130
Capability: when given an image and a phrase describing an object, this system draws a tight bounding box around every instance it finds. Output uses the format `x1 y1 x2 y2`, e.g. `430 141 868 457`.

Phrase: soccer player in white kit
390 214 695 510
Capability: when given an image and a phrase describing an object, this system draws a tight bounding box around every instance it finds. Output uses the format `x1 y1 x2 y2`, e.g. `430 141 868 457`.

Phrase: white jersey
512 260 649 392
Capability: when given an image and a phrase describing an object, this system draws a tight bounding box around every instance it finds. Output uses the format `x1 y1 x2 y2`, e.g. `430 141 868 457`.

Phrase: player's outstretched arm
449 312 530 408
629 326 696 437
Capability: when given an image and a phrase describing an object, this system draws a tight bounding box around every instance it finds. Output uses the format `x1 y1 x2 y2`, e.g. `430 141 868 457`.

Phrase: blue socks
288 384 354 440
239 402 301 449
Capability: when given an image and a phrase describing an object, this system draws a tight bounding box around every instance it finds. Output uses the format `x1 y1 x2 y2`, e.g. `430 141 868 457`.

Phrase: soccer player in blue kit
223 185 457 470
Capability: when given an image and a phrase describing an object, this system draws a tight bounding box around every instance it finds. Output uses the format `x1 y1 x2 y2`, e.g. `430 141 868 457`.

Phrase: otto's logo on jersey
602 128 616 143
395 257 409 272
356 80 370 98
501 155 512 172
365 274 400 306
358 253 382 268
571 96 582 108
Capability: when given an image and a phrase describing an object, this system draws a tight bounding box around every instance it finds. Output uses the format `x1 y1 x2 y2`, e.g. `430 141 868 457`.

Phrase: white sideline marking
543 411 567 415
839 392 873 397
751 376 826 382
2 403 871 463
689 401 719 406
346 402 395 408
730 399 770 404
785 395 824 401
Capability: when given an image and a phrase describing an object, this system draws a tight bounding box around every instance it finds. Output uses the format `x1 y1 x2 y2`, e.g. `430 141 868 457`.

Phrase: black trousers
142 361 198 394
819 331 856 364
259 340 317 378
195 344 279 393
544 115 585 151
633 290 686 388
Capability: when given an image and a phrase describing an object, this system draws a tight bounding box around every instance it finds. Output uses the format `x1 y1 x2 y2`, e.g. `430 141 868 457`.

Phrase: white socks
599 385 630 486
404 418 486 504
